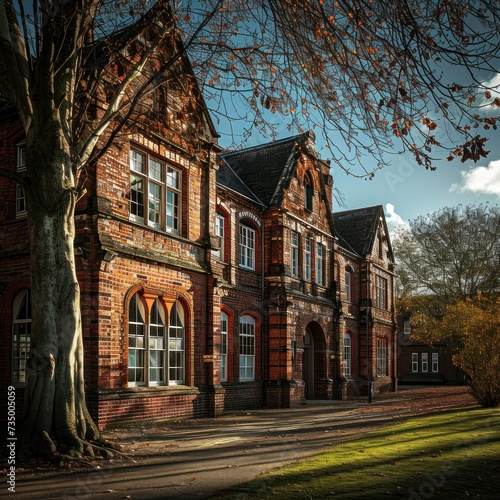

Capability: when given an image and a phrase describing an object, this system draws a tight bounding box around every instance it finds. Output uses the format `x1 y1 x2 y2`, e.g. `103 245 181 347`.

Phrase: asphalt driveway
13 386 475 499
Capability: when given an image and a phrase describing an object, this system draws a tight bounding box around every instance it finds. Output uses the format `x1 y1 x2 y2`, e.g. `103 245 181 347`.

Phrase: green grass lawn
214 407 500 499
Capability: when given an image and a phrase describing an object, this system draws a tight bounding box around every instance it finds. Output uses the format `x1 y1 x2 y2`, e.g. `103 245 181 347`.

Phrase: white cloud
479 73 500 110
449 160 500 197
385 203 409 239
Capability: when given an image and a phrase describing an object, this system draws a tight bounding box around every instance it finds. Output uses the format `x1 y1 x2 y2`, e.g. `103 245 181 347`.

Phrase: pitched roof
218 132 314 206
333 205 384 256
217 159 264 206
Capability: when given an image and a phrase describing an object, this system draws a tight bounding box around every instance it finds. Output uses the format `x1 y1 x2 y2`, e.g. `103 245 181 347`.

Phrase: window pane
130 174 145 219
166 189 179 231
421 353 428 373
214 213 225 260
168 302 185 384
149 158 163 181
17 145 26 168
130 150 145 173
16 184 26 214
220 312 228 382
166 167 179 189
343 334 351 376
149 299 165 385
129 294 146 385
316 243 324 286
239 316 255 380
239 224 255 270
304 238 312 281
12 290 32 384
304 181 313 210
412 353 419 372
432 353 439 373
345 270 351 302
376 338 388 376
291 232 299 277
148 182 162 226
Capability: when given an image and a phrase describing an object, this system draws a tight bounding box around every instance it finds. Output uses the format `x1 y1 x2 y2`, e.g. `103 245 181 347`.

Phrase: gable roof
218 132 315 206
334 205 385 257
217 159 265 206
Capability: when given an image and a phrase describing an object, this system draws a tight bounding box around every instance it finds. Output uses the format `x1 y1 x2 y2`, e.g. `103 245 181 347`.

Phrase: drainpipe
366 258 374 403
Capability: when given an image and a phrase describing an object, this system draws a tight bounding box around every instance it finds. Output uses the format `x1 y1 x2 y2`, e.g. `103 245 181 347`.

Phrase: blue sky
218 120 500 236
217 103 500 238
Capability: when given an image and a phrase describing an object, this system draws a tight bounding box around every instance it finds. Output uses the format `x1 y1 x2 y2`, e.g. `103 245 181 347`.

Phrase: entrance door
303 330 314 399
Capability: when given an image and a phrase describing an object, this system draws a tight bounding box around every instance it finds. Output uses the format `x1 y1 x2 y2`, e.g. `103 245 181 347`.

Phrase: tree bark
20 129 100 460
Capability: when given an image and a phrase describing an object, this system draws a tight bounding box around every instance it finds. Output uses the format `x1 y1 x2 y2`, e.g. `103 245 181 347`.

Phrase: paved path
13 386 475 499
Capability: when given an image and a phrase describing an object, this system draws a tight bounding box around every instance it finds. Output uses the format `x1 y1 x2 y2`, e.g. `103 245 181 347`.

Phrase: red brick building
334 206 398 397
397 315 467 385
0 55 397 428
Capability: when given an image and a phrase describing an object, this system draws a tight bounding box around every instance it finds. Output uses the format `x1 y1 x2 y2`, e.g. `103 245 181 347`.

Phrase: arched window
239 315 255 381
304 174 313 211
343 333 351 377
149 299 166 385
214 212 226 261
239 222 255 270
168 301 185 385
12 289 31 384
345 267 352 302
220 311 228 382
129 293 146 385
128 293 185 387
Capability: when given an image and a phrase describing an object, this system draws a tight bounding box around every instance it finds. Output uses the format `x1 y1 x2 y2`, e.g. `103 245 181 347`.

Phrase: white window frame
148 299 166 386
168 301 185 385
316 242 324 286
375 274 388 310
291 231 299 278
220 311 228 382
376 338 388 376
304 237 312 281
411 353 419 372
343 333 351 377
129 148 181 234
128 294 185 387
239 223 255 270
214 213 225 260
239 315 255 381
128 293 147 386
432 352 439 373
421 352 429 373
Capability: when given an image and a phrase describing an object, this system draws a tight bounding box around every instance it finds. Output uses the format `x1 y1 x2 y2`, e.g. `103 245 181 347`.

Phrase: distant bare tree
1 0 499 458
393 205 500 302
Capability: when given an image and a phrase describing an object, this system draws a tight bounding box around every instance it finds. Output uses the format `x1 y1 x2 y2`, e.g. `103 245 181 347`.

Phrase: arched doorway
302 322 327 400
303 330 314 399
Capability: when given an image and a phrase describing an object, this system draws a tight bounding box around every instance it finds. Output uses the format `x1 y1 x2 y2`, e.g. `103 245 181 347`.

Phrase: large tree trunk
20 129 100 460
